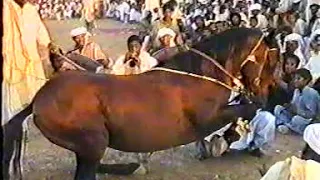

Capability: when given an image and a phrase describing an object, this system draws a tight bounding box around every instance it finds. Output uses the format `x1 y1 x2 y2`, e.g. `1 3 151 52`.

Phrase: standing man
3 0 53 178
82 0 96 33
3 0 52 125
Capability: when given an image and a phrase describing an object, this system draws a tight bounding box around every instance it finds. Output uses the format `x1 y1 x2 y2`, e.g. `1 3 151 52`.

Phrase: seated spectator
301 123 320 162
249 16 258 28
306 3 320 36
266 53 300 112
249 3 268 31
111 35 158 75
115 0 130 23
157 27 177 48
68 27 111 69
229 12 242 28
275 26 293 54
260 156 320 179
274 68 320 135
129 3 142 23
286 11 307 36
151 3 180 37
191 15 206 42
305 32 320 83
283 33 308 68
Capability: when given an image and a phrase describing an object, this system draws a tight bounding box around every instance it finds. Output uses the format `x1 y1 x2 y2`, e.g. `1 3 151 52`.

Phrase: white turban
249 3 262 11
156 27 177 47
70 27 88 37
303 123 320 156
284 33 303 42
283 33 307 56
293 0 301 3
157 27 176 39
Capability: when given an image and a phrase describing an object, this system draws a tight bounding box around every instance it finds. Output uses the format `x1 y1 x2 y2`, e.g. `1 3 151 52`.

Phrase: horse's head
239 31 280 106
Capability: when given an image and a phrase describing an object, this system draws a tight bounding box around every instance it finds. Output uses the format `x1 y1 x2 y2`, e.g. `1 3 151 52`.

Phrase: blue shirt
291 86 320 119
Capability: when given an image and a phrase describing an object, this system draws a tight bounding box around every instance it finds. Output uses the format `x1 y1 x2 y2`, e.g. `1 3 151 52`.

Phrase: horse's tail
3 101 33 179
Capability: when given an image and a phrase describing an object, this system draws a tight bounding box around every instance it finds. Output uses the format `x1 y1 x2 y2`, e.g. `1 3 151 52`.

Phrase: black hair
230 12 241 21
194 15 204 22
310 3 320 9
162 3 174 12
127 35 141 47
283 53 300 69
230 12 242 26
295 68 312 83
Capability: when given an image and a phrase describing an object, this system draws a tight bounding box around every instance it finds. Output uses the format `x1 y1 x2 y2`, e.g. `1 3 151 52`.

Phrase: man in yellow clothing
2 0 52 126
3 0 53 177
82 0 96 33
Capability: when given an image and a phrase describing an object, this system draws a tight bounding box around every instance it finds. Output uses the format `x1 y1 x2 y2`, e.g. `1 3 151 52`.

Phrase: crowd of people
36 0 84 20
3 0 320 178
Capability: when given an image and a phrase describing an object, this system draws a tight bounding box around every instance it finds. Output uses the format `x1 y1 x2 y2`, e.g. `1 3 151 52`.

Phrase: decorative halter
183 34 276 98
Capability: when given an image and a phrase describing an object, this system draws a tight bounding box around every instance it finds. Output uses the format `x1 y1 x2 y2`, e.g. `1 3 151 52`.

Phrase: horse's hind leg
73 128 109 180
74 153 99 180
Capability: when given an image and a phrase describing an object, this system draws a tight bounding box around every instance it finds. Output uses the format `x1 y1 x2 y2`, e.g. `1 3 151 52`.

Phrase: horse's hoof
133 164 148 175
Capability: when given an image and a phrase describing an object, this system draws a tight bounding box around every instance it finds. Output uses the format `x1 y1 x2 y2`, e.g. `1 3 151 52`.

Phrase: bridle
186 34 276 99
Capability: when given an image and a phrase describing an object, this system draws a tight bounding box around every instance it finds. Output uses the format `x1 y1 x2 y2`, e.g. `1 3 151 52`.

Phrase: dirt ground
21 19 306 180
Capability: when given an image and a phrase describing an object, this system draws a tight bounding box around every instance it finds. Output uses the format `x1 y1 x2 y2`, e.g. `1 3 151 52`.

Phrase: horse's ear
263 29 277 48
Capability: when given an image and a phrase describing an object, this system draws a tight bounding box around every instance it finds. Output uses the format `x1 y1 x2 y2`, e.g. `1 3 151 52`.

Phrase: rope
50 49 87 71
150 67 240 92
187 47 244 89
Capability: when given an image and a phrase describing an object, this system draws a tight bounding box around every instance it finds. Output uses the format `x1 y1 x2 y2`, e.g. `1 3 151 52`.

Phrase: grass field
20 19 306 180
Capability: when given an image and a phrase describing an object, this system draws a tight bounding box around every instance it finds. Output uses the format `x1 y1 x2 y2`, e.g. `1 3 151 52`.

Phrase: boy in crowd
274 68 320 135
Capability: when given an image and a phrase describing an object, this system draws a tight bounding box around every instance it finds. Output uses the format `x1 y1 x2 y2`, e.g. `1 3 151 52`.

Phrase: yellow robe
82 0 96 22
2 0 51 125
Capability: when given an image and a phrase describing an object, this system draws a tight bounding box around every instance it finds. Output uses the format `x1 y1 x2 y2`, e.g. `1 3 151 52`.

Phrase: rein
52 50 87 71
150 67 240 92
186 34 269 97
187 47 244 89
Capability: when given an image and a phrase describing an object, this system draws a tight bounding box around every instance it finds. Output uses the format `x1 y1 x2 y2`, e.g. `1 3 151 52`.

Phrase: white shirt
111 51 158 75
276 0 294 14
256 14 269 30
293 19 307 36
305 53 320 82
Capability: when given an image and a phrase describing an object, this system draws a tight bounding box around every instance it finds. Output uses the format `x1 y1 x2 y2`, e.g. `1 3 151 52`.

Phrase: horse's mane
192 28 263 65
157 28 264 75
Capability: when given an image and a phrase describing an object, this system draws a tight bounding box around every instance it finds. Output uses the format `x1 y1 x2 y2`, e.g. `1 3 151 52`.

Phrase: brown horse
3 69 259 180
3 29 279 180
